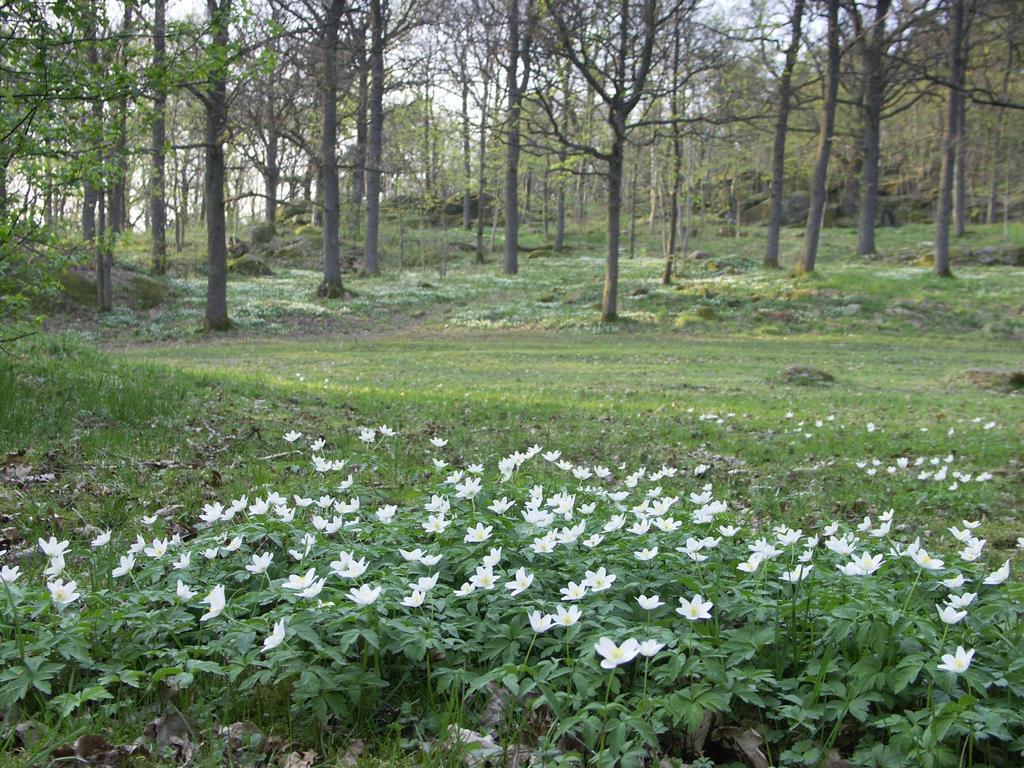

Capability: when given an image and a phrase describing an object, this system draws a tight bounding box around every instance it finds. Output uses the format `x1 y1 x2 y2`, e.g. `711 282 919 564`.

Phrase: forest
2 1 1024 767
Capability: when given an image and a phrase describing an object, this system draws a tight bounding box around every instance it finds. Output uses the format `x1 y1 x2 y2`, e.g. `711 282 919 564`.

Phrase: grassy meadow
1 220 1022 767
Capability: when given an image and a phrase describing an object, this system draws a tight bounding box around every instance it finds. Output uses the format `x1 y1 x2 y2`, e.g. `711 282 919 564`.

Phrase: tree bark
350 41 368 238
856 0 891 256
954 93 967 236
461 77 472 230
204 0 231 330
151 0 168 273
475 78 489 263
765 0 805 268
935 0 965 278
97 190 112 311
797 0 840 275
602 133 624 322
363 0 384 275
503 0 523 275
319 0 344 297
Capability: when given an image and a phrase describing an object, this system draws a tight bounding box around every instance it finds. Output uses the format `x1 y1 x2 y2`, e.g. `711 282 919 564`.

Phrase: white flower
172 552 191 570
633 547 659 561
583 567 615 592
263 618 287 651
638 639 665 657
283 431 302 443
90 530 111 548
348 584 382 606
718 525 739 538
358 427 376 443
401 589 426 608
838 552 884 577
947 592 977 609
379 424 396 437
594 637 640 669
430 436 447 448
455 477 482 500
144 538 169 558
909 549 944 571
222 535 243 553
38 536 69 558
44 554 65 578
781 564 813 583
453 582 476 597
310 438 325 451
553 604 582 627
676 594 713 620
737 554 763 573
47 579 80 607
247 552 274 575
582 534 604 549
637 594 665 610
936 604 968 625
1 565 21 585
528 610 554 633
505 568 534 597
464 523 493 543
283 568 317 591
470 565 497 590
942 574 967 589
200 585 225 621
560 581 588 601
983 560 1010 586
937 646 975 674
376 505 397 523
112 554 136 578
176 580 197 602
423 513 451 534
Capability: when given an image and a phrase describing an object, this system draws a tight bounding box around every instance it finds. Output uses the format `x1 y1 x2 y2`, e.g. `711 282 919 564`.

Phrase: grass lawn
1 223 1023 766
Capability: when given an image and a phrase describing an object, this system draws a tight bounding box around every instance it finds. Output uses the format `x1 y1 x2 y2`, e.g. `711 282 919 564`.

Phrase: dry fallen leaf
712 725 769 768
281 749 318 768
143 708 196 763
339 739 365 767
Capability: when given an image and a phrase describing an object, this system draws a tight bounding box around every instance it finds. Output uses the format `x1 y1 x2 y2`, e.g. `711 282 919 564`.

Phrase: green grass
2 220 1023 765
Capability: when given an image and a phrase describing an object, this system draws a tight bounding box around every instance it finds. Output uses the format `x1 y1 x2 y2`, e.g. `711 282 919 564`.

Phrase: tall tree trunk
461 76 472 230
265 120 279 224
986 17 1014 224
664 27 682 284
363 0 384 275
110 1 133 235
765 0 805 268
935 0 965 278
204 0 231 330
151 0 168 273
82 17 100 244
797 0 840 275
954 94 967 236
319 0 344 296
350 45 368 238
856 0 891 256
97 190 112 311
475 78 489 263
503 0 523 275
602 133 624 322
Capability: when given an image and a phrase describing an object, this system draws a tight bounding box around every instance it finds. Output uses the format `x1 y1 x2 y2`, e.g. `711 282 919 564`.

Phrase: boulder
227 255 273 277
245 222 276 244
961 369 1024 391
782 366 835 385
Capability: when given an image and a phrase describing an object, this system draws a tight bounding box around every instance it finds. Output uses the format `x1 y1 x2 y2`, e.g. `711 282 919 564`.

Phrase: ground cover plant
1 423 1023 768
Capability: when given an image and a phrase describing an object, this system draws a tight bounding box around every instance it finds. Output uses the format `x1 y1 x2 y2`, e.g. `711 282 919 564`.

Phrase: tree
541 0 685 320
201 0 233 329
151 0 169 273
318 0 346 297
797 0 840 275
764 0 806 269
502 0 534 275
934 0 966 278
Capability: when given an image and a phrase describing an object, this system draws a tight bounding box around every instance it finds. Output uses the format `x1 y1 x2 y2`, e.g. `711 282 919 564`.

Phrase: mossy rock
782 365 835 385
57 268 176 309
527 248 553 259
536 291 558 303
227 255 273 277
245 222 276 244
694 305 717 320
277 200 313 222
961 369 1024 391
294 224 322 240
